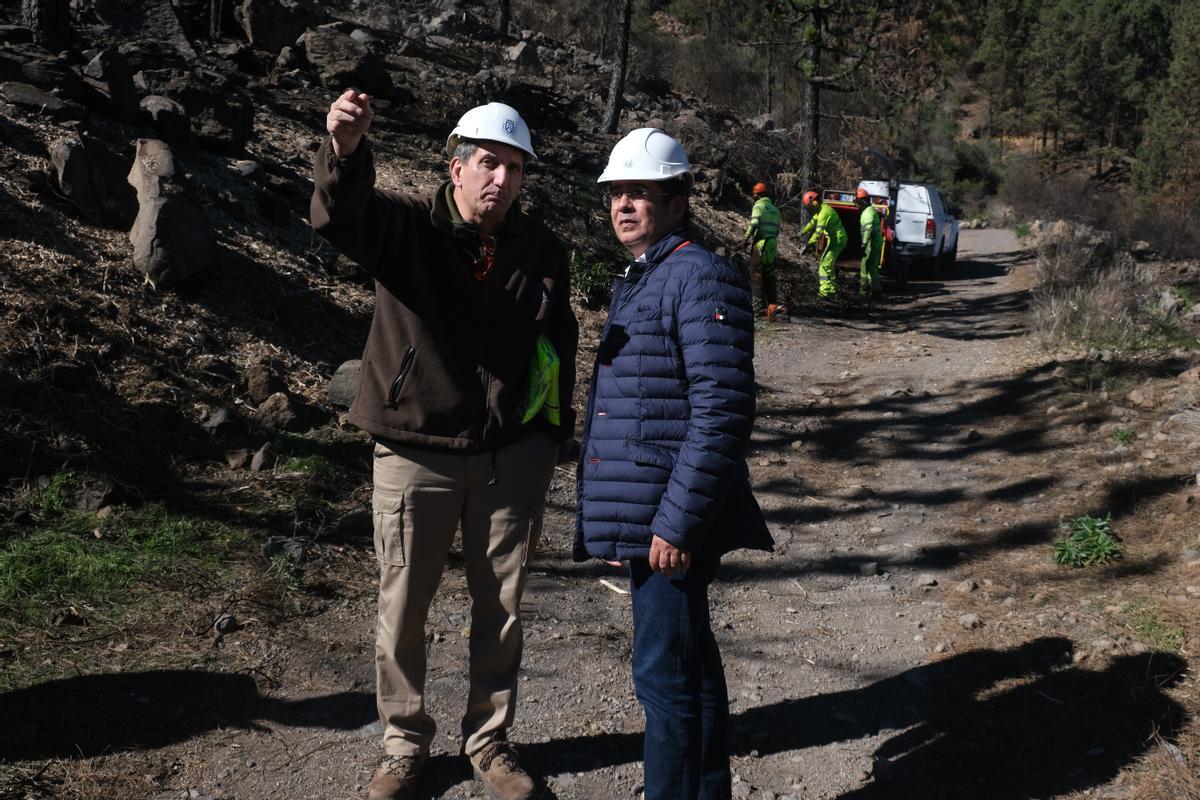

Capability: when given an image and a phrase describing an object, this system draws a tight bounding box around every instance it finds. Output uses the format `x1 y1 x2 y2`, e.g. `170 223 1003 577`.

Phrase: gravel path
163 229 1054 800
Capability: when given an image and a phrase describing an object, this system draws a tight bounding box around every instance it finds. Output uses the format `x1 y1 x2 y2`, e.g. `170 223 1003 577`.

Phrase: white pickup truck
858 180 960 279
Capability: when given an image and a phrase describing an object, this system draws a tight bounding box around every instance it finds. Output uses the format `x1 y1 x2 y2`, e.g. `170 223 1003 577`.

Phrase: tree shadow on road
0 669 374 762
513 637 1187 800
830 647 1188 798
1 640 1184 800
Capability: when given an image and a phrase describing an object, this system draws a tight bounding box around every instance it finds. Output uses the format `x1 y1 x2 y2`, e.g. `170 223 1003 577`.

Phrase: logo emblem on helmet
504 119 516 134
624 158 633 168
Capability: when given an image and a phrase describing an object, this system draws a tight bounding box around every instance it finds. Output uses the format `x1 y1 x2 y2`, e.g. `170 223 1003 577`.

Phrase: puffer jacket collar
632 230 689 272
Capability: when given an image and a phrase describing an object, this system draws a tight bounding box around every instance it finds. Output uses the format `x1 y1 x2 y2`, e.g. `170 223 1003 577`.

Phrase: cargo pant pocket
373 498 407 568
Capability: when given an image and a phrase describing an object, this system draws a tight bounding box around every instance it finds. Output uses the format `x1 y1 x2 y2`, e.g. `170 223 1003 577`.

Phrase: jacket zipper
480 236 496 441
385 346 417 409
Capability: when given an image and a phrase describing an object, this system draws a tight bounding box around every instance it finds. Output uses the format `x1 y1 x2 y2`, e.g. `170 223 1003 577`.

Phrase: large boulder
92 0 197 59
327 360 360 408
299 26 393 97
0 46 84 99
49 135 137 227
82 49 140 125
185 86 254 154
127 139 214 289
241 0 324 54
135 68 254 154
139 95 192 148
0 81 79 119
506 41 539 69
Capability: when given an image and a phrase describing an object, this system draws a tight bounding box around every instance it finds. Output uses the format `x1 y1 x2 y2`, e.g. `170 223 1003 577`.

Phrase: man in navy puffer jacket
575 128 773 800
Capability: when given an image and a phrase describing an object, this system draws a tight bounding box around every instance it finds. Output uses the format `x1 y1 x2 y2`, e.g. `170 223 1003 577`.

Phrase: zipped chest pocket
385 346 416 409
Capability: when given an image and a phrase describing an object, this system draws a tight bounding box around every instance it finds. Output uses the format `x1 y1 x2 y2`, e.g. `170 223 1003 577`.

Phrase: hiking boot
469 739 536 800
367 754 426 800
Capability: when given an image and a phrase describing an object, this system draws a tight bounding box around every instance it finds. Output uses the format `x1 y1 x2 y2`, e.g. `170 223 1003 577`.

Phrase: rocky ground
6 231 1197 800
1 1 1198 798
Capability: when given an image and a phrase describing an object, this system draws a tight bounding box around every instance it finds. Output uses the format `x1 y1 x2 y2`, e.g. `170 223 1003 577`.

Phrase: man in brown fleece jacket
312 91 578 800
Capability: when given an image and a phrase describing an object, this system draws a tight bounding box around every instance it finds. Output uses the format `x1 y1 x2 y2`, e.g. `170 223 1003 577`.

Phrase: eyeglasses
606 186 663 205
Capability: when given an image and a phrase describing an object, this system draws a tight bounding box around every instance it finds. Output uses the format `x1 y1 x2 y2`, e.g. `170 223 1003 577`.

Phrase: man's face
450 140 525 230
608 180 686 258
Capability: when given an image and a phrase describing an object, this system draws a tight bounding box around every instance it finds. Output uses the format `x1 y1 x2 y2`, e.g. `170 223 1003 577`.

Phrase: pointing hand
326 89 374 158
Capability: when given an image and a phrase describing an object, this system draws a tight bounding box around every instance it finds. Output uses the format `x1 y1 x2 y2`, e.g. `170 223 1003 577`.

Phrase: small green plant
1171 285 1195 311
24 471 74 515
268 551 304 591
1121 600 1184 653
569 249 617 307
1053 513 1122 567
1112 428 1134 445
280 454 336 478
1013 222 1031 240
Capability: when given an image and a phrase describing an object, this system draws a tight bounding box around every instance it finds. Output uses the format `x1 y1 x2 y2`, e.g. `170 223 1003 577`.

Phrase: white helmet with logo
597 127 692 185
446 102 536 160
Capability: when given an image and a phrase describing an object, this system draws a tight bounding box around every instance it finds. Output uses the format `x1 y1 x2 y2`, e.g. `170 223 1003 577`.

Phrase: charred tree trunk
498 0 510 36
209 0 223 40
799 8 821 194
602 0 633 135
21 0 71 53
801 79 819 191
766 39 774 121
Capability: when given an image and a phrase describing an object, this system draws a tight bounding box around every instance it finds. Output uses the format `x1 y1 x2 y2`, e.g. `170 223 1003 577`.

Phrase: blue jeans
630 557 731 800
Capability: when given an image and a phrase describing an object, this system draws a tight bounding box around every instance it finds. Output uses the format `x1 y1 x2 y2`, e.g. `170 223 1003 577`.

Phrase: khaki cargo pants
371 433 558 757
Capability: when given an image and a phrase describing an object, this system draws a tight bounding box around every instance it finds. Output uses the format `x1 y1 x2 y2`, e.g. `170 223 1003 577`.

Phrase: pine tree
21 0 71 53
602 0 633 134
498 0 511 36
1136 2 1200 196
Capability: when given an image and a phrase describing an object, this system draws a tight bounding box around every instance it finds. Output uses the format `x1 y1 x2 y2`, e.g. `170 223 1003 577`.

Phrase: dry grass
1001 159 1200 260
0 754 163 800
1122 729 1200 800
1029 226 1194 352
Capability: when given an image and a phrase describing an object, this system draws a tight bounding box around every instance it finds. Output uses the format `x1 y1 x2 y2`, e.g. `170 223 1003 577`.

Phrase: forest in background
514 0 1200 251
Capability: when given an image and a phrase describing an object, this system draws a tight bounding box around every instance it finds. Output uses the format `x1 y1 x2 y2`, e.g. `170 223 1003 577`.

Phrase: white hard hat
597 128 692 185
446 102 536 159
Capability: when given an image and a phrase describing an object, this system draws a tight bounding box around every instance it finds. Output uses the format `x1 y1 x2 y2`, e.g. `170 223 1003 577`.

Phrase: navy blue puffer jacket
573 232 773 562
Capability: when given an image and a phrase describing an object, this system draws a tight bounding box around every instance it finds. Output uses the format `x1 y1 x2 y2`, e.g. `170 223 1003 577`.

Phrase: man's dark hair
453 140 478 164
452 139 527 168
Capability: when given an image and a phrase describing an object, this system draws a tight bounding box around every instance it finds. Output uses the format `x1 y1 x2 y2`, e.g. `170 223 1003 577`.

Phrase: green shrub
24 471 74 515
280 454 336 478
1053 513 1121 567
1112 428 1134 445
570 249 618 307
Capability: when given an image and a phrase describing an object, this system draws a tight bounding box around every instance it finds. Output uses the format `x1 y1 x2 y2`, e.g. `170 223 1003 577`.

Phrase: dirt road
102 228 1183 800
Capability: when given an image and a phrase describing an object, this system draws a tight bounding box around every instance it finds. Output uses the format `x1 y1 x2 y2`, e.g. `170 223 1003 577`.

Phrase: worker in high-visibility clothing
855 187 883 296
743 181 783 315
800 190 847 298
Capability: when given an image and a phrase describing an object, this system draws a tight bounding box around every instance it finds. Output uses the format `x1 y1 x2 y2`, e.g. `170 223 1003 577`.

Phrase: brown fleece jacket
310 136 578 452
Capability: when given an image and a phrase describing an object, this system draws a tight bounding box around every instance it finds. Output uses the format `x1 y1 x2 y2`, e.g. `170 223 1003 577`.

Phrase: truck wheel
941 245 957 273
927 254 942 280
895 257 911 291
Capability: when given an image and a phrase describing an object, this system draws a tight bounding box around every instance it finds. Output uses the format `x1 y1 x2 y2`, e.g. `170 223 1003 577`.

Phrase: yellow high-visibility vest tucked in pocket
519 334 560 425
